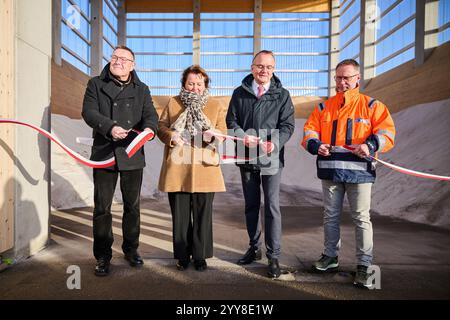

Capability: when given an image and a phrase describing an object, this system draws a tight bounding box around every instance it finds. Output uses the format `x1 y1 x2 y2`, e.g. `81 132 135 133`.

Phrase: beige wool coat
157 95 227 193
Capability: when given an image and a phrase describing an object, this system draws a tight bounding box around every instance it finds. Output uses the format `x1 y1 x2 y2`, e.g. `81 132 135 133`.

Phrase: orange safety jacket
302 86 395 183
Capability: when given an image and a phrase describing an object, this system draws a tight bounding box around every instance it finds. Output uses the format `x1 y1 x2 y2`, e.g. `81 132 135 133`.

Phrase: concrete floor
1 190 450 300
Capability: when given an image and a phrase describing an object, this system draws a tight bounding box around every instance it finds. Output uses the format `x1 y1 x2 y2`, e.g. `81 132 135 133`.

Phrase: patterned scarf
171 87 211 138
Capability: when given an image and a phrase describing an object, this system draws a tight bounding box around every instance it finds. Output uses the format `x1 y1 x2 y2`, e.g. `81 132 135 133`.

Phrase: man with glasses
226 50 295 278
82 45 158 276
302 59 396 288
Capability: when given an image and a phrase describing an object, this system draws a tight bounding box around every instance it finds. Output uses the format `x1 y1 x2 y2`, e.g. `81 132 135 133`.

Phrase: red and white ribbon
209 131 251 142
76 130 267 164
0 119 154 169
208 131 269 163
8 120 443 181
341 145 450 181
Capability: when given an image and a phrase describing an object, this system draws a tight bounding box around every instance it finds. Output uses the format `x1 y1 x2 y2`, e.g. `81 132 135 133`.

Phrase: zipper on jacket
345 118 353 145
331 120 338 146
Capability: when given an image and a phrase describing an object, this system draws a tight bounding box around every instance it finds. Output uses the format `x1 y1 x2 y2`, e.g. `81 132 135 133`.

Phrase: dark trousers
239 167 282 260
168 192 214 261
93 168 143 260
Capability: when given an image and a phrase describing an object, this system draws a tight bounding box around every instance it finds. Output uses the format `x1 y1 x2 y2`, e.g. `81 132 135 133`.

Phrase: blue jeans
321 180 373 267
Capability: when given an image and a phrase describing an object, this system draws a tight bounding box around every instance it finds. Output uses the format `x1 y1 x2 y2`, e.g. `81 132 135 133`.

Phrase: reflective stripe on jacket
302 87 396 183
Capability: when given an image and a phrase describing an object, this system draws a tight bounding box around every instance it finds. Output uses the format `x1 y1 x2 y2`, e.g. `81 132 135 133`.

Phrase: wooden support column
117 0 126 46
253 0 262 55
52 0 62 65
192 0 200 65
0 0 15 253
416 0 439 67
91 0 103 76
328 0 340 96
359 0 377 88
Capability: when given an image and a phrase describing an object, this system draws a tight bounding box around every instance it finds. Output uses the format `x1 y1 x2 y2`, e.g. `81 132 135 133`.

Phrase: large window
102 0 119 67
262 12 330 97
61 0 91 74
127 13 193 96
60 0 118 74
57 0 446 97
201 13 253 96
439 0 450 45
127 11 330 97
375 0 415 75
338 0 360 62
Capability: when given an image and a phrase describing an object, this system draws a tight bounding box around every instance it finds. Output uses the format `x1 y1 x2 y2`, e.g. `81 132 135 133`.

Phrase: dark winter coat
82 64 159 170
226 74 295 170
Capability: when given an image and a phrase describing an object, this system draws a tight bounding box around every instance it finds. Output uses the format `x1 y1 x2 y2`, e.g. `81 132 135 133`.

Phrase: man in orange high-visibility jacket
302 59 395 289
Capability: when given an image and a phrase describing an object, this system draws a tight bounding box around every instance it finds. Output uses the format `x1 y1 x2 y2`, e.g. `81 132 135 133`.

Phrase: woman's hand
203 130 215 143
171 132 185 146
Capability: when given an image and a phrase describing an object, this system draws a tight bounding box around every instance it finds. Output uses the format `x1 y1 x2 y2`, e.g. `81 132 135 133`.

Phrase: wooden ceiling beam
124 0 330 13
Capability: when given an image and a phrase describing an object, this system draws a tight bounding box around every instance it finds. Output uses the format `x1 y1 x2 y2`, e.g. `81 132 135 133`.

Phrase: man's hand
143 127 154 134
111 126 130 140
243 135 260 148
318 143 331 156
261 141 274 154
143 128 154 140
352 143 370 158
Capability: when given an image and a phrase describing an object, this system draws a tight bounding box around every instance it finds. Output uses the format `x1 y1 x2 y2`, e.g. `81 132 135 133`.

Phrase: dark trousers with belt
93 168 143 260
239 167 282 260
168 192 214 261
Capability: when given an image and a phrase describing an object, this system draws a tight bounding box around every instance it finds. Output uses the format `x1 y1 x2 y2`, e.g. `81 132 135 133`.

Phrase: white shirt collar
252 80 270 97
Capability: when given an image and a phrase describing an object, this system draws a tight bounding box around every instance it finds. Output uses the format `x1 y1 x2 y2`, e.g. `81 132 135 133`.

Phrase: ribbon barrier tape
340 145 450 181
0 119 154 169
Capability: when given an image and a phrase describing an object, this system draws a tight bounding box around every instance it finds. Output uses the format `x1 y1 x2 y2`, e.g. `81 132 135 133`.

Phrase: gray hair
336 59 360 72
252 50 275 63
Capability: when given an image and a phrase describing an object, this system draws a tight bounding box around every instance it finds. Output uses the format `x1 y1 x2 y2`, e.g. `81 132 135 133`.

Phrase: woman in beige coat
158 65 226 271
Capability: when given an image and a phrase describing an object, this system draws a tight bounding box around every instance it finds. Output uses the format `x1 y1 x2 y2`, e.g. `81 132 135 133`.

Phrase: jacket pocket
353 120 372 143
200 147 220 166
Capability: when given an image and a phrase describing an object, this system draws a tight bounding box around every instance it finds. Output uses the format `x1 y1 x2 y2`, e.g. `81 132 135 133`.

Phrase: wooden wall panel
262 0 329 12
0 0 15 253
125 0 193 13
154 95 323 119
51 60 90 119
363 41 450 114
124 0 330 13
201 0 253 12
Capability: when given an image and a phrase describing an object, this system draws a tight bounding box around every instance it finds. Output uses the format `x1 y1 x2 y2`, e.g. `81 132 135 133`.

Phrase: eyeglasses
111 55 134 63
252 64 274 71
334 74 359 82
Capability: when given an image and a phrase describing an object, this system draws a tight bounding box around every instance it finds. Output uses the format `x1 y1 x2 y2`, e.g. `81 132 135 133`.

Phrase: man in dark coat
226 50 295 278
82 45 158 276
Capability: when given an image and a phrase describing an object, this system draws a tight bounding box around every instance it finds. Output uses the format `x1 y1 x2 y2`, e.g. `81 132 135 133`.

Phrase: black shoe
267 258 281 279
94 257 110 277
194 259 207 271
353 265 373 289
176 258 190 271
124 252 144 267
237 247 262 265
